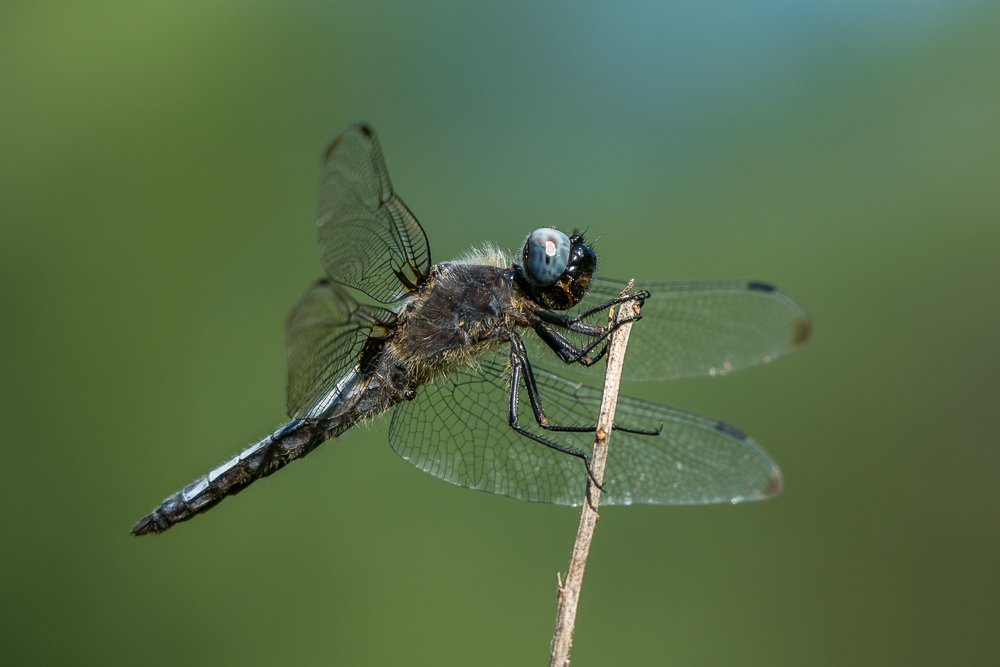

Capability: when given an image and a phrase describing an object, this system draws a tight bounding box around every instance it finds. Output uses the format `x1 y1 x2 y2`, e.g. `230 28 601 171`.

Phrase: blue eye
522 228 570 286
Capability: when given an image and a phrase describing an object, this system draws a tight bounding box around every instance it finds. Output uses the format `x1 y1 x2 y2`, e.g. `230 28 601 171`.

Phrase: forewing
388 350 782 506
285 279 396 418
527 278 811 382
317 124 431 303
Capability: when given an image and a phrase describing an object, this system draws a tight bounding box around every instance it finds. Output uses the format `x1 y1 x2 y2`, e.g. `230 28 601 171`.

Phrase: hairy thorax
386 262 524 384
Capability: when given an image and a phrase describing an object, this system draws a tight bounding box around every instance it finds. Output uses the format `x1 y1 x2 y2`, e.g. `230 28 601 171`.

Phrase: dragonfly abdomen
131 419 329 535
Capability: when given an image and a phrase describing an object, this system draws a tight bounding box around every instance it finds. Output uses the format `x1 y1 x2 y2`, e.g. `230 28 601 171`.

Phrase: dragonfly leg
512 335 661 437
502 336 661 493
531 312 644 366
564 290 649 323
532 290 648 330
532 321 608 366
505 337 606 491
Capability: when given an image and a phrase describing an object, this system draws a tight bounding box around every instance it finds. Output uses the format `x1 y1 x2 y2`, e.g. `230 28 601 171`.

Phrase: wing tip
323 122 377 163
745 280 812 349
762 469 784 499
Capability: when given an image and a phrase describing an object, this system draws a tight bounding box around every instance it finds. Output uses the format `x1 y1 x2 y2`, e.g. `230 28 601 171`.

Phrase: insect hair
452 242 511 268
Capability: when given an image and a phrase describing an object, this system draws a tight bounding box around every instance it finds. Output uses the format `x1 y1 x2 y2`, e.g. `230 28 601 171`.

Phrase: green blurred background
2 1 998 665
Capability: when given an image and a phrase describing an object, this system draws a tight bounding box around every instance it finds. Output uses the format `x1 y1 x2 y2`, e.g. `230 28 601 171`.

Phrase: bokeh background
2 1 998 665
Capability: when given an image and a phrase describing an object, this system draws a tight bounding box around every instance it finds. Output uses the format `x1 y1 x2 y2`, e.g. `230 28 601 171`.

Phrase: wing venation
526 277 811 382
388 350 781 506
285 279 395 418
317 124 431 303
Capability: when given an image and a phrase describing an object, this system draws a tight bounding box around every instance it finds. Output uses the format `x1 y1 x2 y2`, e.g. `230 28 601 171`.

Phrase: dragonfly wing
388 350 782 506
317 123 431 303
526 277 811 382
285 279 396 418
389 350 589 505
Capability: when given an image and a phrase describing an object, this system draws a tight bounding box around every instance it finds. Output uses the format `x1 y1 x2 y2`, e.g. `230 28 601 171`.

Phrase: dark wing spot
746 281 776 293
715 421 747 440
359 123 374 137
792 318 812 347
763 471 784 498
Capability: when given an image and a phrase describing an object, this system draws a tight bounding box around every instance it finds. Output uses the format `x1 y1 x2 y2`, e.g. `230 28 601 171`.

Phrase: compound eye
522 228 570 286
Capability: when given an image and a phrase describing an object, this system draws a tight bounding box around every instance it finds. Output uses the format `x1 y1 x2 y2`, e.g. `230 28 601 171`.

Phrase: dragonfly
132 123 811 535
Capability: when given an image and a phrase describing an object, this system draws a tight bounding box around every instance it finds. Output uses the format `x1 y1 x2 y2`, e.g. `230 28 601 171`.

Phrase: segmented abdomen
131 419 329 535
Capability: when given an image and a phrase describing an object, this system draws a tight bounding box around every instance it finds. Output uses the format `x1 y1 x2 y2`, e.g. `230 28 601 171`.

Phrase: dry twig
548 280 639 667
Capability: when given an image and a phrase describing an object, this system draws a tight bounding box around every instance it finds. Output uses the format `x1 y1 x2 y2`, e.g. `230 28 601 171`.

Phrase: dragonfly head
517 228 596 310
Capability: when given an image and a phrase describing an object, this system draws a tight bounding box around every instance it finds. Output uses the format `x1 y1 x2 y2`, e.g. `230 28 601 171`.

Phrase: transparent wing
285 279 396 418
526 277 811 382
317 123 431 303
388 350 782 506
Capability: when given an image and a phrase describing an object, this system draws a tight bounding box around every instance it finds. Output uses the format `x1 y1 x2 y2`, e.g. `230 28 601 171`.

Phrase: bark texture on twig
549 281 639 667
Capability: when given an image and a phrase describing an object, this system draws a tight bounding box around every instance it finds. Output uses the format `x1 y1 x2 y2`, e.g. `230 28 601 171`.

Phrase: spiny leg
532 290 648 329
506 344 606 491
529 293 647 367
532 310 645 365
504 335 662 493
512 335 661 437
567 290 649 322
532 321 608 367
